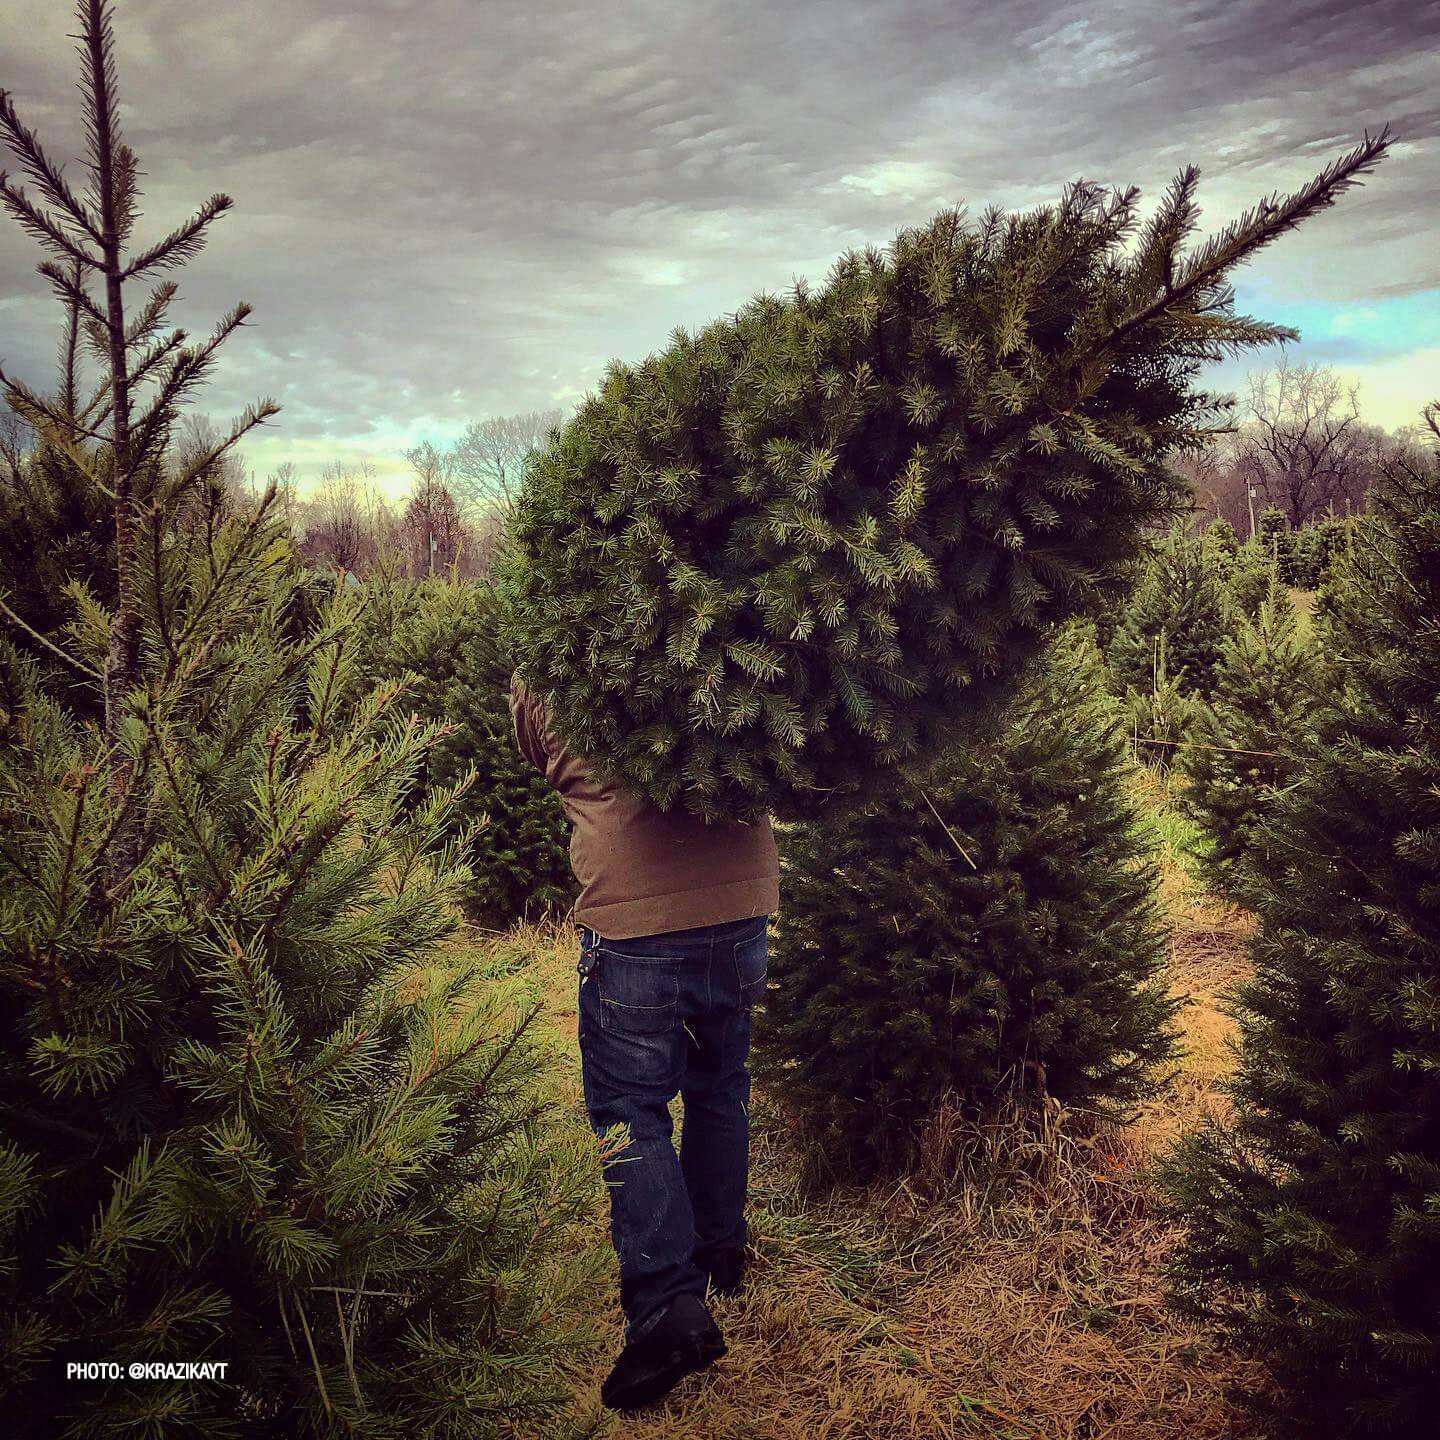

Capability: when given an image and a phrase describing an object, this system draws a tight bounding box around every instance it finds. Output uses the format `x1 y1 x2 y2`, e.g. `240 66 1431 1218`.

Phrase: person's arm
508 671 549 773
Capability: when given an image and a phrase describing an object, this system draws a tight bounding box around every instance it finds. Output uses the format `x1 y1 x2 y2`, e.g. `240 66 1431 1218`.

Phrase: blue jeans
576 913 769 1345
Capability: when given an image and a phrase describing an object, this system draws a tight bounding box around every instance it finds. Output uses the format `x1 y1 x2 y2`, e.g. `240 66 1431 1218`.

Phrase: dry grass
462 780 1274 1440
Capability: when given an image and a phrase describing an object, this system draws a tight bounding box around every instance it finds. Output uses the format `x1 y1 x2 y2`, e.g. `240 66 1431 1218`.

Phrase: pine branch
89 747 156 908
75 1 123 213
0 87 105 252
288 1292 333 1416
158 396 282 510
119 191 235 282
256 806 354 952
0 361 116 462
910 779 976 866
203 611 354 781
0 591 104 680
124 280 181 350
36 258 110 334
163 486 288 662
58 256 82 419
150 710 231 898
1102 127 1393 352
35 759 99 1030
109 141 139 249
1133 735 1280 758
0 171 102 271
77 325 192 443
129 304 268 467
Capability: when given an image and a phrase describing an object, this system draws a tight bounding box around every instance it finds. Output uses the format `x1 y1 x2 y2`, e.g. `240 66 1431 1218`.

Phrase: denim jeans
576 912 769 1345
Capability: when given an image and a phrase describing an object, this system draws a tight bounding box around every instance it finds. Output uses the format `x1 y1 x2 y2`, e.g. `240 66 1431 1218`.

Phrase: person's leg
680 914 768 1277
577 924 711 1346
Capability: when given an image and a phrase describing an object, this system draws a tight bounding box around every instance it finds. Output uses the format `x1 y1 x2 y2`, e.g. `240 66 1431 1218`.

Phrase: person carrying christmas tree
509 670 779 1413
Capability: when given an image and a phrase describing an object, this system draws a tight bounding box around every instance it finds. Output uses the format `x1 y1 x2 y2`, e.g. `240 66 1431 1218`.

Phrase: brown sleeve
508 671 549 773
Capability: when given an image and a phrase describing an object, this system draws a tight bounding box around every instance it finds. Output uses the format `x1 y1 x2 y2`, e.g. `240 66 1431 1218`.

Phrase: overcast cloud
1 0 1437 500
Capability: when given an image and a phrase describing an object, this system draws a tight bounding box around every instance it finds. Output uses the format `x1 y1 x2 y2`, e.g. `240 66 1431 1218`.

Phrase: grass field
459 768 1275 1439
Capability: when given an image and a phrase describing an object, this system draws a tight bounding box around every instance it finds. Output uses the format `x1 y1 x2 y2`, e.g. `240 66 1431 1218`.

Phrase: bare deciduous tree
264 458 300 533
296 458 389 576
400 439 469 577
1232 352 1383 525
449 408 561 538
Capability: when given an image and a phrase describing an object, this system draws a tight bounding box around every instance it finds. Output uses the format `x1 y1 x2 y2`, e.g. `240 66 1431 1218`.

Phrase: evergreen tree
1088 551 1143 656
1121 628 1199 775
1257 506 1298 585
1227 534 1282 622
337 570 577 933
1291 515 1350 590
1202 514 1241 578
497 135 1391 824
1108 520 1233 702
753 620 1181 1179
1176 571 1321 908
0 255 134 727
0 12 604 1434
1154 411 1440 1438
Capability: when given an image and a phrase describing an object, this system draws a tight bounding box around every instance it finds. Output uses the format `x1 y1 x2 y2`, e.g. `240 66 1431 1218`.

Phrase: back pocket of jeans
732 925 769 1008
597 950 681 1036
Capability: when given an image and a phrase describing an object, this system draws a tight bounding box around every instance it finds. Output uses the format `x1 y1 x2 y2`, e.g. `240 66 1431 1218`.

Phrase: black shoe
600 1292 726 1412
695 1244 746 1298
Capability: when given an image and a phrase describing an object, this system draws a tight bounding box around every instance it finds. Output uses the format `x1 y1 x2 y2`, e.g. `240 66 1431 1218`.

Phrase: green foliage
1176 573 1321 907
0 522 606 1438
753 621 1181 1180
1202 515 1241 576
1257 507 1298 585
1121 630 1199 775
1291 516 1350 590
0 435 119 724
1154 421 1440 1438
0 6 603 1427
334 572 577 933
497 142 1387 823
1227 535 1282 622
1108 521 1233 703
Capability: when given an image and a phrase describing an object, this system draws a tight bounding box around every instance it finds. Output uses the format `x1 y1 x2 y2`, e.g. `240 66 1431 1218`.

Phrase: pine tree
1089 550 1143 655
1153 410 1440 1438
0 261 128 726
1176 571 1321 908
1108 520 1233 703
337 570 578 933
1292 515 1350 590
752 620 1181 1179
1203 515 1241 576
497 134 1391 824
1122 628 1199 775
1227 534 1282 622
0 10 605 1434
1257 506 1298 585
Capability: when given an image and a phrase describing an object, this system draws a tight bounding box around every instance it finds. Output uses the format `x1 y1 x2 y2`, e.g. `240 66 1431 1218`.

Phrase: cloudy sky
2 0 1437 502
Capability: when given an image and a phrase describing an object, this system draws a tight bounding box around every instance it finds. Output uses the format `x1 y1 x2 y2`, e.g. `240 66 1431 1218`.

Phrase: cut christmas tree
498 131 1391 823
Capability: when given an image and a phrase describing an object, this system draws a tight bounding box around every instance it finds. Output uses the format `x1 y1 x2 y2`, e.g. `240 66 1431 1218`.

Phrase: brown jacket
508 672 780 940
